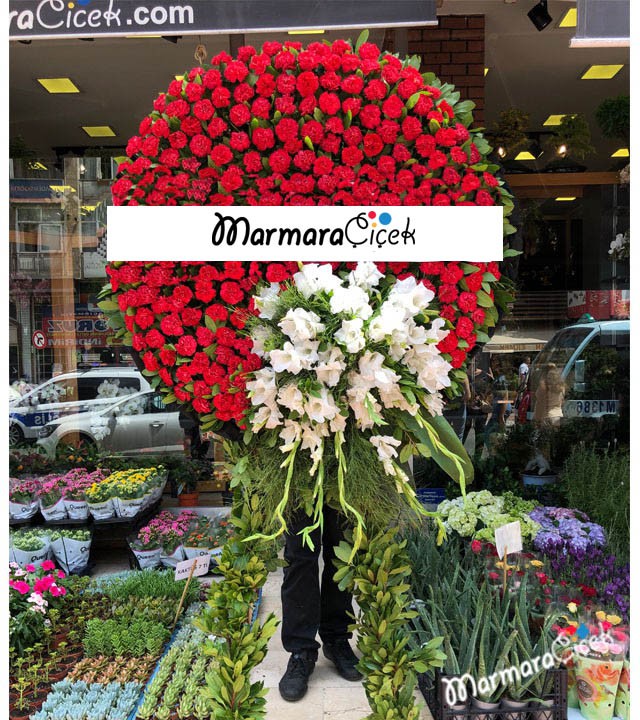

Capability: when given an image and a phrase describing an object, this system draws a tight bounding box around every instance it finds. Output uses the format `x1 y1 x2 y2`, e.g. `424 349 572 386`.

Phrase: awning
483 333 552 354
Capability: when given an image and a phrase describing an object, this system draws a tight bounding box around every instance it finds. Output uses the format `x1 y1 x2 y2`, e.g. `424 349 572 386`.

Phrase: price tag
174 555 210 581
494 521 522 559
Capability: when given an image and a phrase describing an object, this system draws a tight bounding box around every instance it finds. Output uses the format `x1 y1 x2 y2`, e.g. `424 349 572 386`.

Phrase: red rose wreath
102 36 516 431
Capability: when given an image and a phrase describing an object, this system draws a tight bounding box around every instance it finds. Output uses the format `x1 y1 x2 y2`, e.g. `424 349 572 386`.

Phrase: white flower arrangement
244 262 468 551
608 230 629 261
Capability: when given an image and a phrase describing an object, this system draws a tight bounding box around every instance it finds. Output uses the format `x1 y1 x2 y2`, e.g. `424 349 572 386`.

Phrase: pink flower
25 564 35 573
57 570 65 579
49 584 66 597
10 580 31 595
41 560 56 571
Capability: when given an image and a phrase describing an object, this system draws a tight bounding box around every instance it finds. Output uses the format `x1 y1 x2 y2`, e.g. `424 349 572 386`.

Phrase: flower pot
132 547 162 570
575 655 622 720
47 669 68 683
615 659 630 720
521 472 557 488
9 706 34 720
529 699 554 720
470 696 501 719
178 492 200 507
500 697 530 720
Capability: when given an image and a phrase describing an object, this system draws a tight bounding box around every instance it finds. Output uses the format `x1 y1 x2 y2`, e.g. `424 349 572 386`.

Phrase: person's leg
279 510 322 702
281 510 322 656
319 505 361 681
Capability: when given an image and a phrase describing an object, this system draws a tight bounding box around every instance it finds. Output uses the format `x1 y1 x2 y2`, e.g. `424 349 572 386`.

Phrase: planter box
521 473 558 488
418 669 568 720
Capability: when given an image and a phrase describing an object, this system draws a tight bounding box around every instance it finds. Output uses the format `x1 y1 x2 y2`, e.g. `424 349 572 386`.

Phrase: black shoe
279 651 316 702
323 639 362 681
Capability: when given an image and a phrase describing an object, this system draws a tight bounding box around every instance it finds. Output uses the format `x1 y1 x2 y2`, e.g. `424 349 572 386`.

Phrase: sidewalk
255 566 434 720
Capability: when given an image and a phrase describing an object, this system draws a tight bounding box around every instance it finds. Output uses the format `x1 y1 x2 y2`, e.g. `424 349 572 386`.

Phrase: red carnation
220 281 244 305
176 335 197 356
457 292 478 313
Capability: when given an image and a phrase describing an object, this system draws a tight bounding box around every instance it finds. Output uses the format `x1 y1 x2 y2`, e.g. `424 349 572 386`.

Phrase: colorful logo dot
368 211 376 219
379 212 392 225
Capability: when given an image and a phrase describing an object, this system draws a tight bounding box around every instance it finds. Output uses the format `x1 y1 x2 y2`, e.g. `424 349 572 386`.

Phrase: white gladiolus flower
296 340 320 369
277 384 305 414
417 356 453 393
378 384 419 415
254 283 281 319
357 351 400 390
315 346 346 387
422 392 446 417
278 308 325 343
293 263 342 298
329 285 373 319
300 422 326 452
269 342 305 374
250 326 272 357
424 317 449 343
252 404 283 430
246 368 277 406
388 276 434 315
330 412 347 433
370 435 402 475
304 388 339 423
348 261 384 290
279 420 302 452
347 387 381 430
367 303 406 342
335 318 366 354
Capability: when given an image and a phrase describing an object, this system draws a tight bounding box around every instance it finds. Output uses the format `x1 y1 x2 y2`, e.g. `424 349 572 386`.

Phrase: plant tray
418 668 567 720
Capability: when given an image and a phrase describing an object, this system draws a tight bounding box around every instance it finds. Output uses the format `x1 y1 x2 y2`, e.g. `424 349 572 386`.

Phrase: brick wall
407 15 486 125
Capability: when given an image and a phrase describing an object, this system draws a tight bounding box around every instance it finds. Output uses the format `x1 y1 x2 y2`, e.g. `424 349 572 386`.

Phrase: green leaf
304 135 314 151
503 248 522 258
476 290 493 308
313 108 324 122
355 29 369 52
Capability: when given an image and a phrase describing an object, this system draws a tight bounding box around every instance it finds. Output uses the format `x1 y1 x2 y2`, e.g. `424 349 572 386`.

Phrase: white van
9 367 152 445
529 319 630 420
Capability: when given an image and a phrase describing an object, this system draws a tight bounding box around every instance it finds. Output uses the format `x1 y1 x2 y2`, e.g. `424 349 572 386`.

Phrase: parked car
528 319 630 421
9 367 151 446
36 390 184 457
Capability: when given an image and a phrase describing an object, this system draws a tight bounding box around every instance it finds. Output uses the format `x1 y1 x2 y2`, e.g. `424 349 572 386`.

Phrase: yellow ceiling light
581 64 624 80
484 67 490 77
543 114 567 126
515 151 536 161
559 8 577 28
37 78 80 94
555 197 576 202
611 148 629 158
287 29 325 34
82 126 116 138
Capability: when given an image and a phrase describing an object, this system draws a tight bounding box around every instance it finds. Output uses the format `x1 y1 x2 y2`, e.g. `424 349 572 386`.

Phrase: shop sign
10 178 64 200
9 1 436 41
563 400 619 418
566 290 630 321
41 307 108 349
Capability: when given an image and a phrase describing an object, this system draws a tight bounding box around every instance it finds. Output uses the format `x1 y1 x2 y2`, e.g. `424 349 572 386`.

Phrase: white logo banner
107 206 504 262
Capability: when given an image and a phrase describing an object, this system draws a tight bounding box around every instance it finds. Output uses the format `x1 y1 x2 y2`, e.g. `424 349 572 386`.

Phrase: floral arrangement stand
419 669 568 720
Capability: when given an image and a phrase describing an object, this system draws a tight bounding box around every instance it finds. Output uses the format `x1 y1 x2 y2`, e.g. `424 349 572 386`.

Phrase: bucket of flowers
10 529 50 569
9 559 68 656
9 478 40 521
37 475 68 521
184 519 218 565
129 525 162 569
49 528 92 574
85 477 116 521
110 468 157 517
145 465 168 507
63 469 108 520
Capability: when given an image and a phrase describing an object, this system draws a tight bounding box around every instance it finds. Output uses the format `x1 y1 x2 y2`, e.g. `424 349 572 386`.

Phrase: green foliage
112 596 177 627
193 489 279 720
595 95 630 140
559 444 629 559
99 569 201 605
333 528 446 720
83 617 169 657
491 109 530 155
552 113 595 160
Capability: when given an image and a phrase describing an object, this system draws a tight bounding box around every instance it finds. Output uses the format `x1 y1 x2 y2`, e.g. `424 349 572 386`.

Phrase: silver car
36 390 184 457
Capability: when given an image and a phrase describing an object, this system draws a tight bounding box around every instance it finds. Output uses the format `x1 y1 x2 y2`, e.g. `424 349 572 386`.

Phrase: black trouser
281 505 354 656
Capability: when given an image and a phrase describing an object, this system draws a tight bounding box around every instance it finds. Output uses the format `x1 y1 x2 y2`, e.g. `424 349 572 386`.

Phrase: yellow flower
596 610 607 621
530 560 544 568
567 602 578 614
607 614 622 625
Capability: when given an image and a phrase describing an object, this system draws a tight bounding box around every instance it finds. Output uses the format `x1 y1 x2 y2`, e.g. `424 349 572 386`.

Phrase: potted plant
491 108 530 157
550 113 595 161
9 479 40 521
596 95 630 144
174 458 210 506
85 477 116 520
37 476 68 521
129 526 162 570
